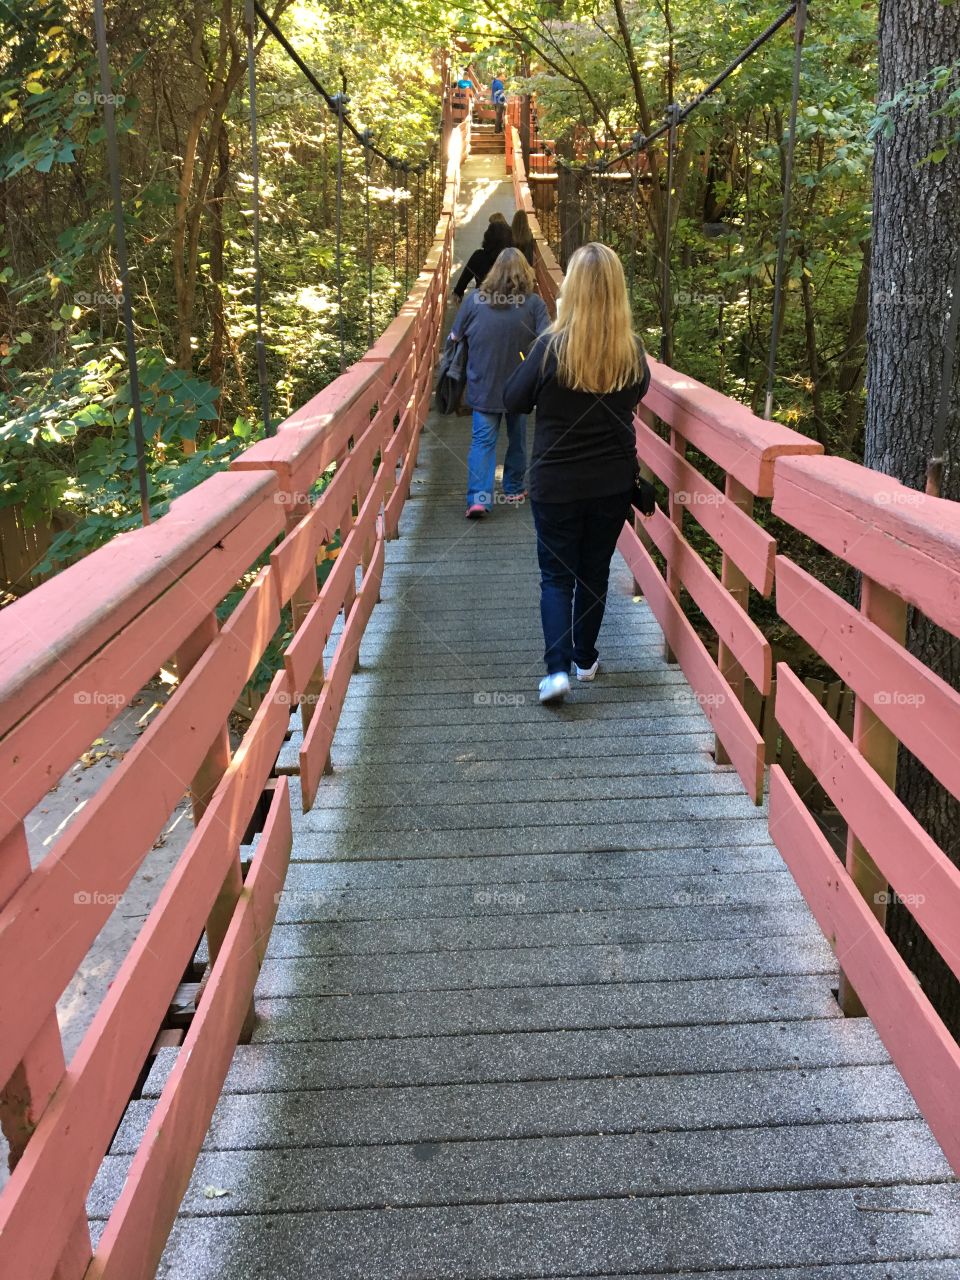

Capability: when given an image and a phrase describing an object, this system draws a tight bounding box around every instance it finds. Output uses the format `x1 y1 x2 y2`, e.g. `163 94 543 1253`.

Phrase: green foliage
869 59 960 162
0 0 447 568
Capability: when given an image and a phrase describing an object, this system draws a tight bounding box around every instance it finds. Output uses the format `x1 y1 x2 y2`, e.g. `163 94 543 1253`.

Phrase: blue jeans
467 411 527 509
531 492 632 674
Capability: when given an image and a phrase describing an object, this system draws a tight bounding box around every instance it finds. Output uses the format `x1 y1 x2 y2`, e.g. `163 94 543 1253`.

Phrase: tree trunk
207 119 230 404
834 237 871 453
864 0 960 1033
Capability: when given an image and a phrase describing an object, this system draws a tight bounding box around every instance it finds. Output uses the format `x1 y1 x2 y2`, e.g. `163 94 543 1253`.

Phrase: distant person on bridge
504 243 651 706
451 217 512 302
452 72 475 123
491 74 506 133
450 247 549 518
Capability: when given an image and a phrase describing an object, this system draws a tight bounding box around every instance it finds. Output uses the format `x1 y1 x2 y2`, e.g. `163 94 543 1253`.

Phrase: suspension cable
402 166 410 291
244 0 273 435
93 0 151 523
557 2 799 176
333 79 346 374
763 0 807 419
659 103 679 365
252 1 436 171
363 131 375 348
391 172 399 316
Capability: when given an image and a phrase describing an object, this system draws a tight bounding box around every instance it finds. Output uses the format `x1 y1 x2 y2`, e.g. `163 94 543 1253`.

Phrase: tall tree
863 0 960 1023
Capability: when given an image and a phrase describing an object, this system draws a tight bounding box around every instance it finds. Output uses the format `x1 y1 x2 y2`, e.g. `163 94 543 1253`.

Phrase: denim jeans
467 411 527 508
531 491 632 674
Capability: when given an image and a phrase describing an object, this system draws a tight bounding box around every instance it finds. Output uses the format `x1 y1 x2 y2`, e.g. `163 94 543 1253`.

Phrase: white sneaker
538 672 571 705
575 659 600 682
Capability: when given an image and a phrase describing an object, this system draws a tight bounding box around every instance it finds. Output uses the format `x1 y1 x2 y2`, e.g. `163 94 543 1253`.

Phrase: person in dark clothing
452 219 512 300
503 242 651 705
511 210 535 266
451 248 549 516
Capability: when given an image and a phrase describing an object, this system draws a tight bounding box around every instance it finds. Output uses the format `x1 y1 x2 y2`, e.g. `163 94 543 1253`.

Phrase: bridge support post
0 823 94 1279
662 429 687 664
176 612 256 1041
838 575 907 1016
715 475 753 765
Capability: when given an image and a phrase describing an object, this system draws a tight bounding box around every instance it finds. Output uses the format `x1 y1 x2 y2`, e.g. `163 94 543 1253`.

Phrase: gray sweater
452 290 549 413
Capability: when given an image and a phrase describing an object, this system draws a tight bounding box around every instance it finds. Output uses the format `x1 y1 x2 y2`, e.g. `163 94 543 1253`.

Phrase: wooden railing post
715 475 753 764
0 823 94 1280
663 429 687 664
175 612 255 1039
838 575 908 1016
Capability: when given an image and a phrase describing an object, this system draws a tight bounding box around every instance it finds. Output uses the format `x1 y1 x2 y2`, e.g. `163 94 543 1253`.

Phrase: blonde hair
546 243 642 393
479 247 536 304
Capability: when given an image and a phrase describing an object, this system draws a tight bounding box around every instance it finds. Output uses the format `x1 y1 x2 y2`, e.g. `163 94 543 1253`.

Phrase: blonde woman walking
451 247 549 517
503 243 650 704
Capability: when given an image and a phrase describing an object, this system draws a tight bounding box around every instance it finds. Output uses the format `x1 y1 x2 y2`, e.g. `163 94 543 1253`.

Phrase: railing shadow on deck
0 116 468 1280
511 116 960 1183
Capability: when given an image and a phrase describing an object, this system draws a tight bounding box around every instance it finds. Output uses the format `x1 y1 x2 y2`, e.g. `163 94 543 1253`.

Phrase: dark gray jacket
451 290 549 413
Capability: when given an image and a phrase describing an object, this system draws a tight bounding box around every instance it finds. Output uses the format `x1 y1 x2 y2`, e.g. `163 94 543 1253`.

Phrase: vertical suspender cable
416 166 423 269
763 0 807 420
362 130 374 348
402 165 410 292
333 77 347 374
629 138 642 309
244 0 273 435
660 103 679 366
927 246 960 497
93 0 150 523
391 163 399 316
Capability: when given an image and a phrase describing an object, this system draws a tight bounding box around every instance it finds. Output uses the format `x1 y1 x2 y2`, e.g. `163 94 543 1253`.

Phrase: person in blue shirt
491 74 506 133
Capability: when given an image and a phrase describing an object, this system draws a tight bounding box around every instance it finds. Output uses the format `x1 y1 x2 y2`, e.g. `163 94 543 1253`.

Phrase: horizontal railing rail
512 130 960 1175
0 117 465 1280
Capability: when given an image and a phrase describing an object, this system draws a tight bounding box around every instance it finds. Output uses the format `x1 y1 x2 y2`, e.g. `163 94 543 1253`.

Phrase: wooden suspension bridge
1 92 960 1280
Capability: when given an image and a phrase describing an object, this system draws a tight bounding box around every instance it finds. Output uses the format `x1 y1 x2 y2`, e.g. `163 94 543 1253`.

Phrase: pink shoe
504 491 528 503
466 504 487 519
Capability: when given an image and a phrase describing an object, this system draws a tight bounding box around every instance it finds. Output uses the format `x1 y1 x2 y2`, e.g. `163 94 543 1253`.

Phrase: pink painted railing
0 121 466 1280
512 137 960 1174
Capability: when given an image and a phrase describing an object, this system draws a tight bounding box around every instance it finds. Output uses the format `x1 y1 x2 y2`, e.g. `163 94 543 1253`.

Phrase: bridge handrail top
647 356 823 464
775 452 960 549
232 360 393 481
0 468 279 738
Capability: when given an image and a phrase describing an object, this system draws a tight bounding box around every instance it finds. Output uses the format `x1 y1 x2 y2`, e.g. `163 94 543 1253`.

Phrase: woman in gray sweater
450 248 549 517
